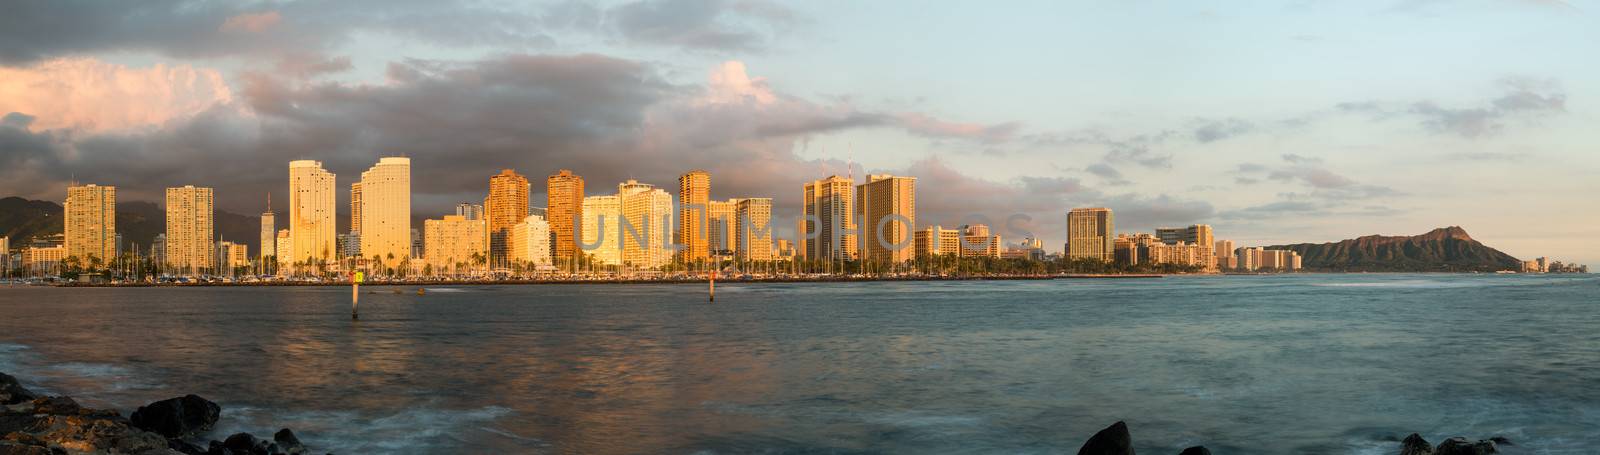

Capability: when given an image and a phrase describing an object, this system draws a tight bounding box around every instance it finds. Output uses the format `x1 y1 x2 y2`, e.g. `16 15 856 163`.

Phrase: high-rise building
707 199 738 254
509 214 552 268
486 169 530 265
260 195 275 261
1156 224 1215 270
424 215 487 275
914 226 963 258
1 236 10 272
735 197 773 262
618 180 673 269
64 184 116 263
1113 233 1159 265
358 157 411 267
547 169 585 266
410 228 423 259
581 195 622 266
960 224 1002 258
1214 240 1237 270
678 170 711 263
802 175 856 262
339 234 361 259
856 174 916 264
165 185 214 274
274 230 292 269
350 182 362 235
1067 208 1114 262
289 160 337 266
22 246 65 273
455 203 483 220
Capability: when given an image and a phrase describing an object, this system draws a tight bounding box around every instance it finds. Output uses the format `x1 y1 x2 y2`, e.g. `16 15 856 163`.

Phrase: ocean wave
216 404 516 454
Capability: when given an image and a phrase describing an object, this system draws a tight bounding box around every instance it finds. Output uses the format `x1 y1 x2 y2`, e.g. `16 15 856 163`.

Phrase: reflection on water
1 275 1599 454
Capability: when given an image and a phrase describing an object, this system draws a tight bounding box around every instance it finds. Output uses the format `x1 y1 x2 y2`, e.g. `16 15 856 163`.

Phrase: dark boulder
1077 421 1135 455
169 437 208 455
273 428 306 454
28 397 80 416
1178 446 1210 455
221 432 277 455
129 394 220 438
1488 437 1512 446
1434 437 1496 455
0 373 36 405
1400 433 1433 455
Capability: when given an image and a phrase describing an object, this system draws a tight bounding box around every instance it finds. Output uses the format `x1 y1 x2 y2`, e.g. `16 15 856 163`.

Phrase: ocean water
2 274 1598 454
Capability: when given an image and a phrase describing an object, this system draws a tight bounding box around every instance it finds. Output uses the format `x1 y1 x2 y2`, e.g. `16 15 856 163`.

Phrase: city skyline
0 1 1596 265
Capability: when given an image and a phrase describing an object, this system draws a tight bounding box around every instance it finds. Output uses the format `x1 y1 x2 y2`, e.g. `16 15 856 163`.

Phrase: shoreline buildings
581 195 622 267
424 215 486 275
359 157 412 267
486 169 529 267
618 180 673 270
165 185 214 275
65 184 116 263
1066 208 1113 262
289 160 337 267
802 175 857 263
856 174 916 264
547 170 584 269
678 170 710 263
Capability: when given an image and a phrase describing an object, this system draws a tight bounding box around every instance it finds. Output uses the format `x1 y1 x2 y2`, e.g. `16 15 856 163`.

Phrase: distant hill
0 197 263 255
1265 226 1522 272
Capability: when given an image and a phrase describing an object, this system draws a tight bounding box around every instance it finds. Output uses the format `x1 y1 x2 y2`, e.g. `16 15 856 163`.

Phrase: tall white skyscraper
618 180 672 269
581 195 622 267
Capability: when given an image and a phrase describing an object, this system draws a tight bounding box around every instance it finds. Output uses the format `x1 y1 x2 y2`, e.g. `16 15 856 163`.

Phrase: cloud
893 113 1020 143
0 0 560 66
1192 117 1254 143
1344 77 1568 139
219 11 281 33
608 0 799 51
0 58 234 132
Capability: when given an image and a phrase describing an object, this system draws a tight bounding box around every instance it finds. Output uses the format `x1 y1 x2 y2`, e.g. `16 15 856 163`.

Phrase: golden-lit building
802 175 856 262
509 214 552 268
65 184 116 262
547 169 585 266
735 197 773 262
619 180 673 269
1147 242 1211 269
856 174 916 264
424 215 487 275
1214 240 1237 270
1067 207 1114 262
23 246 66 272
581 195 622 266
1113 233 1159 265
707 199 737 254
960 224 1002 258
914 225 962 258
289 160 337 265
165 185 214 274
678 170 710 262
486 169 529 265
357 157 411 267
275 229 292 269
1156 224 1215 270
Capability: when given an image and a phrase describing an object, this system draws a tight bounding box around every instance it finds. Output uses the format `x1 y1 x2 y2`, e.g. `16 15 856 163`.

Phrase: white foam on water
215 404 516 454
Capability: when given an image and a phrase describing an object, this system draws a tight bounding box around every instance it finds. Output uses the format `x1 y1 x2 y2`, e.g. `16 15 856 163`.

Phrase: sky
0 0 1595 265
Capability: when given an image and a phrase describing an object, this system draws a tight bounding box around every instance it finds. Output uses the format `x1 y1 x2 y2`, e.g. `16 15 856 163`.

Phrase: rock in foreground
129 395 221 439
1077 421 1134 455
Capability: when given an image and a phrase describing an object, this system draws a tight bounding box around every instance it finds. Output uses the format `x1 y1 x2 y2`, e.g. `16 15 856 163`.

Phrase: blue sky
0 0 1594 264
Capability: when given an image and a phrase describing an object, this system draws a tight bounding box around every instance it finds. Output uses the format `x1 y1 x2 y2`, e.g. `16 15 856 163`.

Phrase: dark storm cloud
0 0 571 67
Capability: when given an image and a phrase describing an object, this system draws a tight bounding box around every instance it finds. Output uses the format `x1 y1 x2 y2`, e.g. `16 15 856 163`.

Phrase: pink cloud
220 11 282 33
0 58 234 132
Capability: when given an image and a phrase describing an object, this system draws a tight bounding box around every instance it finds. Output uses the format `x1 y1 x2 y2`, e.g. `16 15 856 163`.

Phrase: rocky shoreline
3 372 316 455
6 371 1518 454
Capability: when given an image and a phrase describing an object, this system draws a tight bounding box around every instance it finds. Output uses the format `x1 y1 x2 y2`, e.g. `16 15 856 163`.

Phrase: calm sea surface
2 275 1598 454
